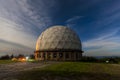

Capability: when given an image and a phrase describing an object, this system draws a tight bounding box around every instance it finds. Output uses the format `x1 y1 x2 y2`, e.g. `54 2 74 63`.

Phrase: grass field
0 60 17 64
0 59 36 64
16 62 120 80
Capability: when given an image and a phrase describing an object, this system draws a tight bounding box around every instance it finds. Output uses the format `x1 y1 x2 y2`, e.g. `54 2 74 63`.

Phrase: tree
10 54 14 59
17 54 25 58
29 54 35 59
0 55 10 60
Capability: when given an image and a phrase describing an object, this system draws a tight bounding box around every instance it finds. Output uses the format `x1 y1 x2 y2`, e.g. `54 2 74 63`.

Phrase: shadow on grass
17 70 120 80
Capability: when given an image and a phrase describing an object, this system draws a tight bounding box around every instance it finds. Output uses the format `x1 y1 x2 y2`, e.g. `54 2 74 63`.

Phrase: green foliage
0 55 10 60
80 56 120 64
98 57 119 63
81 56 98 62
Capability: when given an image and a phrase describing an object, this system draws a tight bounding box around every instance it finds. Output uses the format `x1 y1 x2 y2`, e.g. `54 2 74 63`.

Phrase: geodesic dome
36 25 82 51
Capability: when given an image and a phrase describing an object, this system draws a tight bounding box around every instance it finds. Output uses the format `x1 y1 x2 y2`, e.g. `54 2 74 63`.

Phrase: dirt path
0 61 53 80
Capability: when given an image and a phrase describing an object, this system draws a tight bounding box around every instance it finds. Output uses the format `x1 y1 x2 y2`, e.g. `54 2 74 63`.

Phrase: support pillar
41 52 44 61
50 52 53 61
45 52 48 61
57 52 59 61
74 52 77 61
69 52 71 61
35 52 38 60
63 52 66 61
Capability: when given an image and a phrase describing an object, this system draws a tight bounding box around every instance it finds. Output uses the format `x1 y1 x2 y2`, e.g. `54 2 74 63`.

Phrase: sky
0 0 120 56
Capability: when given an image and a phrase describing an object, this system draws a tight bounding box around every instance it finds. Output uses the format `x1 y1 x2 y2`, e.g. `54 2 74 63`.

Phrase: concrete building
34 25 83 61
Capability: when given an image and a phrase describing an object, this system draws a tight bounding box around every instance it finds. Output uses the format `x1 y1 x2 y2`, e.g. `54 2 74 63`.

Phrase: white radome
36 25 82 51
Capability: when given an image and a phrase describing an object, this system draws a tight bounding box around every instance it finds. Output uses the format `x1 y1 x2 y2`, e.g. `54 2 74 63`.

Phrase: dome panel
36 25 82 51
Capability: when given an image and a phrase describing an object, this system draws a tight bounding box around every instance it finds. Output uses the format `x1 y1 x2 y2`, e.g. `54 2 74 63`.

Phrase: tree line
80 56 120 64
0 54 35 60
0 54 120 64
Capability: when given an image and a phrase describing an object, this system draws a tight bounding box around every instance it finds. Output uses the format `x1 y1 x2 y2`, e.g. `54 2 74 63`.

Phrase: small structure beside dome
34 25 83 61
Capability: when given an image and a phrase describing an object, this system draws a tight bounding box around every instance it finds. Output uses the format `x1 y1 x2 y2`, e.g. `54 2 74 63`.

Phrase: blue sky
0 0 120 56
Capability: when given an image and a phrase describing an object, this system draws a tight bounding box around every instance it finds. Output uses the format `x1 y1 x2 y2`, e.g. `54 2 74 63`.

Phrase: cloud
66 16 84 23
16 0 60 31
65 16 84 28
83 28 120 56
16 0 58 28
0 0 57 31
87 0 120 30
0 17 36 48
0 0 58 55
0 0 120 57
0 39 34 56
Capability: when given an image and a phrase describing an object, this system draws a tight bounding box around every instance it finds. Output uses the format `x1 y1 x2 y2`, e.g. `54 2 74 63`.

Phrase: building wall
35 51 82 61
